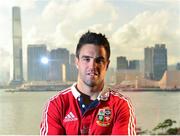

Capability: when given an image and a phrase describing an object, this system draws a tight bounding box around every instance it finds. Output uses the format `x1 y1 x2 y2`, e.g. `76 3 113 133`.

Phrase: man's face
76 44 110 87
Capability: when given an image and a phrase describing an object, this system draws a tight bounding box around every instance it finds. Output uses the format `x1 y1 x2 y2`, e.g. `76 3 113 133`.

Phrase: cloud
30 0 118 51
111 10 180 66
12 0 37 10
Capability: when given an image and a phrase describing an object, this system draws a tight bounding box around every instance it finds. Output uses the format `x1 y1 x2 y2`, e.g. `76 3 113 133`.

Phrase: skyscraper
144 47 154 79
11 7 23 83
153 44 167 80
129 60 140 70
144 44 167 80
176 63 180 70
69 53 78 81
27 44 48 81
49 48 69 81
117 56 128 70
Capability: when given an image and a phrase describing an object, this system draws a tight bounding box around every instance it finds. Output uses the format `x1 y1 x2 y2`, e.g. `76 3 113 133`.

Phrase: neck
77 80 104 100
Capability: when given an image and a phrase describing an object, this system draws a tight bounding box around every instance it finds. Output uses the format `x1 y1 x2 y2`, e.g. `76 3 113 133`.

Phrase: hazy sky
0 0 179 83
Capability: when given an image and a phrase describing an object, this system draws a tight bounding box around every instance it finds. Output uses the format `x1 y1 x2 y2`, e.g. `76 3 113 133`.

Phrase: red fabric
40 84 136 135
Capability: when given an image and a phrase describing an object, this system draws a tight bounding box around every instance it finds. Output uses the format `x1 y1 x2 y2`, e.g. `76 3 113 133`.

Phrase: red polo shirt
40 83 136 135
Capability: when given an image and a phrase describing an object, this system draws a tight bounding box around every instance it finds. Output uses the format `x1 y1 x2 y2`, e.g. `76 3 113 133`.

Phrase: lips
87 72 98 76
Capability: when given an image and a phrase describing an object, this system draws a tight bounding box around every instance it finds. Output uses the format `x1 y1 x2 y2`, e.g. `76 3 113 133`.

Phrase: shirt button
82 104 85 108
78 98 80 101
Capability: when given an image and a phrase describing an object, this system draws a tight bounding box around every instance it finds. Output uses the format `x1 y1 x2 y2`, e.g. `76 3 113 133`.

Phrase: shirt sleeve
40 99 65 135
111 98 136 135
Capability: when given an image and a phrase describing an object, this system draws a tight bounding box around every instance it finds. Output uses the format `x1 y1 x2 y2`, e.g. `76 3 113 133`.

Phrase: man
40 31 136 135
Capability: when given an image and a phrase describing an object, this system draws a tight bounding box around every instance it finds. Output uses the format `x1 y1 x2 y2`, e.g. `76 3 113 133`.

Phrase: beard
78 70 105 87
83 79 97 87
83 75 104 88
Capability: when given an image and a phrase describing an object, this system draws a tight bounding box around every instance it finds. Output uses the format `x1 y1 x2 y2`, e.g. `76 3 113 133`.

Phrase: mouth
87 72 98 76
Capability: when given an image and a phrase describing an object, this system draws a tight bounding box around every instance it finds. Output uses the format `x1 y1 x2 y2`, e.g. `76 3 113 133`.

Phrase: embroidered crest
96 107 112 127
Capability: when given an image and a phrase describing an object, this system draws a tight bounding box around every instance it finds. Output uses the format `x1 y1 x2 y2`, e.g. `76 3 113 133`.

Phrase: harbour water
0 89 180 134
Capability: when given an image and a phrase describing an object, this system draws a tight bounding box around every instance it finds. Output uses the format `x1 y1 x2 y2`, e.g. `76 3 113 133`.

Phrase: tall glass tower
27 44 48 81
144 44 167 81
12 6 23 83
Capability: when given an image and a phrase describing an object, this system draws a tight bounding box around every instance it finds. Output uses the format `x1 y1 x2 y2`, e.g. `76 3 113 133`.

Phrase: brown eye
82 57 90 62
95 57 105 64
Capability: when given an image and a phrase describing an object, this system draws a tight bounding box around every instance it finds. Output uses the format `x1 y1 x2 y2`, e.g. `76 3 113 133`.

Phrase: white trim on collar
71 83 81 99
71 83 110 101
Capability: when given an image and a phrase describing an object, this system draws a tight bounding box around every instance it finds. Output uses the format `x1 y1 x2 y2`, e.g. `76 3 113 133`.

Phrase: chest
62 101 115 135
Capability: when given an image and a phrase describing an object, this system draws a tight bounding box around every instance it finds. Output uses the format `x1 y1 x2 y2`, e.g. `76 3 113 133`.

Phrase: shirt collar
71 83 110 101
71 83 81 99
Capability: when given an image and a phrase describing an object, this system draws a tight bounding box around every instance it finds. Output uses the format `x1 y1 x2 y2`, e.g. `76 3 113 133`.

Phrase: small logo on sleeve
96 107 112 127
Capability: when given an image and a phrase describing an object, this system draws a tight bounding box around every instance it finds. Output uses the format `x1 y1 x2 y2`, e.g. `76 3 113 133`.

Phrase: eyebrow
81 55 106 60
81 55 93 59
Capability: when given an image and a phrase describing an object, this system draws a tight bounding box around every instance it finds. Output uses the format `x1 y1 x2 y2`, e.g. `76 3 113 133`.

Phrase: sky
0 0 180 84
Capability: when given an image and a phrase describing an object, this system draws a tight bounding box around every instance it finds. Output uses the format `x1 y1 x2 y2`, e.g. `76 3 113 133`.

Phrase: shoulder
47 87 72 104
109 89 129 100
107 89 133 107
42 87 73 114
108 89 135 116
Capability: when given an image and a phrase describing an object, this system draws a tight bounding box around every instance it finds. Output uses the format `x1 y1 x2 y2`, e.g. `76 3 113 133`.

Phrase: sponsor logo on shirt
96 107 112 127
63 112 78 122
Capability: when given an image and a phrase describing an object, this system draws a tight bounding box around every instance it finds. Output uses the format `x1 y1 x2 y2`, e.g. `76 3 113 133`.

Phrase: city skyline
0 0 179 84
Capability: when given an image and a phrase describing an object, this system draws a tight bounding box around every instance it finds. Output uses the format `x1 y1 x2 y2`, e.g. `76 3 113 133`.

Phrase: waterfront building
49 48 69 81
176 63 180 70
144 44 167 81
27 44 48 81
117 56 128 70
139 60 144 74
115 69 180 89
70 53 76 65
116 69 143 84
159 70 180 89
129 60 140 70
11 6 23 84
105 67 115 84
68 53 78 81
153 44 167 80
144 47 154 79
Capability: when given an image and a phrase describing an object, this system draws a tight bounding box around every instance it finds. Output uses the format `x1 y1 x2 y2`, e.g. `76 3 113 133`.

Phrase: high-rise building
144 44 167 80
105 67 115 84
11 7 23 83
139 60 144 74
27 44 48 81
117 56 128 70
129 60 140 70
176 63 180 70
70 53 76 65
144 47 154 79
153 44 167 80
49 48 69 81
69 53 78 81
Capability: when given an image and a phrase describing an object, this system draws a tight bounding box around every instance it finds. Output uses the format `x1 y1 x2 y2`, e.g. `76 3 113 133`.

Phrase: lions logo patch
96 107 112 127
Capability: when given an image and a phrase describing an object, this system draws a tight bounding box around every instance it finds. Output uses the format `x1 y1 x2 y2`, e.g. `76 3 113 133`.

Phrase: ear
75 57 79 69
106 60 110 70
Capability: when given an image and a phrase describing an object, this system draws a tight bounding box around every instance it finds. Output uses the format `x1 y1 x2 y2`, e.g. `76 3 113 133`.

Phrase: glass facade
27 44 48 81
144 44 167 80
12 7 23 82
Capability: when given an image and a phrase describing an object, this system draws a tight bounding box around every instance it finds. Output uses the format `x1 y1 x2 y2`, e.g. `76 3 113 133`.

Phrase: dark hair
76 31 110 60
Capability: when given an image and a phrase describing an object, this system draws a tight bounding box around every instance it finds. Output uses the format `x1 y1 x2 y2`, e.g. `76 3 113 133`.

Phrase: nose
89 59 97 69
